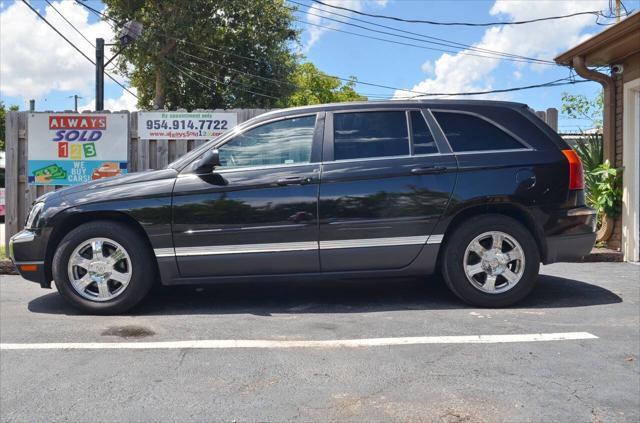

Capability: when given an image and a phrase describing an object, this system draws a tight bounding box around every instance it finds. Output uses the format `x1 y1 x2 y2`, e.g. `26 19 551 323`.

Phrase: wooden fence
3 109 269 251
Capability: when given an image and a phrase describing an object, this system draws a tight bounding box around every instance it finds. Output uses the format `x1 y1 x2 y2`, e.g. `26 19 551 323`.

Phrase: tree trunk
152 39 176 110
153 70 165 110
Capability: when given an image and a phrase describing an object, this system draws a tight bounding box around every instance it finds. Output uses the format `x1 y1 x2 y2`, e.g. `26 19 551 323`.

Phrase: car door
318 109 457 272
172 113 323 278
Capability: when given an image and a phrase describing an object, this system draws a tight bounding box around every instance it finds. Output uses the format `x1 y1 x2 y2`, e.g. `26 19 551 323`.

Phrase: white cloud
394 0 609 99
421 60 434 74
513 70 522 80
79 87 138 112
0 0 115 99
304 0 388 51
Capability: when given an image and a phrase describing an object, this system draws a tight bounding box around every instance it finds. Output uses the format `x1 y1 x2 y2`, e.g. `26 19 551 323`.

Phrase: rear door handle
276 176 312 186
411 166 447 175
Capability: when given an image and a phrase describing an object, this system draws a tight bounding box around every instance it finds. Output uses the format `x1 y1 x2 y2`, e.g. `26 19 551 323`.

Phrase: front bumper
9 230 49 287
543 206 597 264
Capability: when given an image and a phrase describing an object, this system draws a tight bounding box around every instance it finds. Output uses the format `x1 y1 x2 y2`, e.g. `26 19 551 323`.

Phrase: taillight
562 149 584 190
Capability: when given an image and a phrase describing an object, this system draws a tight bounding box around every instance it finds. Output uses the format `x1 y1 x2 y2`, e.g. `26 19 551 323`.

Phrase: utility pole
95 38 105 111
616 0 621 22
94 22 142 112
68 95 82 112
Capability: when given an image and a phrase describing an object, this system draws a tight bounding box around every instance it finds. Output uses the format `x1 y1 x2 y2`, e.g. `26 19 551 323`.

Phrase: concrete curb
575 248 624 263
0 260 17 275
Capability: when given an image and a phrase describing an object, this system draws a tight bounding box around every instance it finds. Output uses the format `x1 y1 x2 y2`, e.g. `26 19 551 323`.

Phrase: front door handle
276 176 312 186
411 166 447 175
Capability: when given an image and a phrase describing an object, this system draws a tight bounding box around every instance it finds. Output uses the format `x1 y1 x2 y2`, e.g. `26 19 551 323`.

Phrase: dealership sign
27 113 128 186
137 111 237 140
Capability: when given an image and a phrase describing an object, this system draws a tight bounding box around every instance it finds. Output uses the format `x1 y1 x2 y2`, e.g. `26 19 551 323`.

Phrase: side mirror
194 148 221 173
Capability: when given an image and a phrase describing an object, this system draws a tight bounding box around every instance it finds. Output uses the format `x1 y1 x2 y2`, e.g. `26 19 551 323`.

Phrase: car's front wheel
441 214 540 307
52 221 155 314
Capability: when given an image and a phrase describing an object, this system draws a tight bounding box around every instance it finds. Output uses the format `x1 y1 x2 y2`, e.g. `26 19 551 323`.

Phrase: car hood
40 168 178 201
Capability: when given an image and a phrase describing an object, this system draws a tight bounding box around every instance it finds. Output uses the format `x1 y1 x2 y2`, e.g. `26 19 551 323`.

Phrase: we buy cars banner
27 113 128 186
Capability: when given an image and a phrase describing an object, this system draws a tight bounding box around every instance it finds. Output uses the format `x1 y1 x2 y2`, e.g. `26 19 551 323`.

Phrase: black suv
10 100 596 314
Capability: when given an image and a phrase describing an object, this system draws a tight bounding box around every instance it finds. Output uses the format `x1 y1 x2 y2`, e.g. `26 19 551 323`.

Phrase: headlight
25 202 45 229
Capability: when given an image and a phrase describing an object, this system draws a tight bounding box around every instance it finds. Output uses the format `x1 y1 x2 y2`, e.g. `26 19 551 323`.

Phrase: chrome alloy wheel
463 231 525 294
67 237 132 302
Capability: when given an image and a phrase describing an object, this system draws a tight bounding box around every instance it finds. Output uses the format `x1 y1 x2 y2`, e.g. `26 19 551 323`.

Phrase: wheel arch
437 203 547 266
44 211 159 285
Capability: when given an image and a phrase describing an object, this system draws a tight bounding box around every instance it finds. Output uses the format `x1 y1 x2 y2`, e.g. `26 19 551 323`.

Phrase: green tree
561 91 604 129
104 0 299 110
0 101 20 151
282 62 366 107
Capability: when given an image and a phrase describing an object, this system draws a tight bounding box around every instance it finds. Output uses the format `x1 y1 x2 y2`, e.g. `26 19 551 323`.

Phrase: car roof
251 99 529 122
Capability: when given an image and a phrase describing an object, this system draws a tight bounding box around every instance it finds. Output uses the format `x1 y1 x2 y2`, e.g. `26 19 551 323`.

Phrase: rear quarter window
433 111 525 152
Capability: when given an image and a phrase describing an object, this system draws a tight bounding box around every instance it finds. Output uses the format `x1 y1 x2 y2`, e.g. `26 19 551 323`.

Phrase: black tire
52 220 155 314
440 214 540 307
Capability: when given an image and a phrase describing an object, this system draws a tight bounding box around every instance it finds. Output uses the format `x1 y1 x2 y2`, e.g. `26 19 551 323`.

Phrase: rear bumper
544 232 597 264
543 206 597 264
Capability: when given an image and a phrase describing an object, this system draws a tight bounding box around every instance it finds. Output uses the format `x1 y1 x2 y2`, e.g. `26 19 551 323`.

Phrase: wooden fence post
4 111 19 252
546 107 558 131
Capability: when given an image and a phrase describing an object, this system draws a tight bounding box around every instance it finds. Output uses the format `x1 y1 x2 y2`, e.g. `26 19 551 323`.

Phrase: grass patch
0 245 6 260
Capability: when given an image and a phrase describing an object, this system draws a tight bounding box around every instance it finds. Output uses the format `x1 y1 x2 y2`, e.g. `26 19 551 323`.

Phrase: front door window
218 115 317 169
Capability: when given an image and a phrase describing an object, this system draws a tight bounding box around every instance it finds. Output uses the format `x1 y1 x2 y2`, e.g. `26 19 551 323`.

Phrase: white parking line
0 332 598 350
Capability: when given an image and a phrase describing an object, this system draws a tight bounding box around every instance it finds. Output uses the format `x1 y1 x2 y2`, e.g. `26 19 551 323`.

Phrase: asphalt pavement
1 262 639 422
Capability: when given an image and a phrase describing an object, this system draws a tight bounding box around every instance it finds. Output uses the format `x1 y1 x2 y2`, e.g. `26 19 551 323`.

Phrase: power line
66 2 595 101
178 50 297 89
363 76 589 98
75 0 115 24
45 0 94 47
21 0 137 99
311 0 617 27
288 2 556 65
176 56 286 98
168 36 433 95
179 50 442 100
402 78 591 98
166 60 221 95
74 0 118 33
174 44 591 99
167 59 281 100
288 0 556 65
47 0 120 71
292 16 558 66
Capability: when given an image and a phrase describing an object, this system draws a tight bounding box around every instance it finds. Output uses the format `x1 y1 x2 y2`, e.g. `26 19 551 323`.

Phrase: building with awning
555 12 640 262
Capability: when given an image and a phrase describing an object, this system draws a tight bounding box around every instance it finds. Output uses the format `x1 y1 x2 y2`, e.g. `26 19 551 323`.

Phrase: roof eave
554 12 640 66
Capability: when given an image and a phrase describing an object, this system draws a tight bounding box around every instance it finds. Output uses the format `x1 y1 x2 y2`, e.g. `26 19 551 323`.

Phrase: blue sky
1 0 638 132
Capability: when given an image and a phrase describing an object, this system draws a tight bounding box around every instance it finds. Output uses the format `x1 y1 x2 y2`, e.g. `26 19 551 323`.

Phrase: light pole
95 21 143 111
95 38 105 111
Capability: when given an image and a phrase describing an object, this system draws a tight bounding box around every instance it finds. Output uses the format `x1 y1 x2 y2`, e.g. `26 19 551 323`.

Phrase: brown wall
608 72 624 250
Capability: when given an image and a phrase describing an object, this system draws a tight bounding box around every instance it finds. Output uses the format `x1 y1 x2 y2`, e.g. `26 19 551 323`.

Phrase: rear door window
334 111 409 160
433 111 525 152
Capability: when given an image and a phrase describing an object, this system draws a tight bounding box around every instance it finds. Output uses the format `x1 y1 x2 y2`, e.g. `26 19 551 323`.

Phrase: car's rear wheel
441 214 540 307
52 220 155 314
